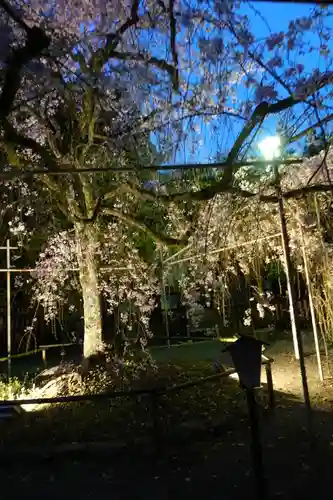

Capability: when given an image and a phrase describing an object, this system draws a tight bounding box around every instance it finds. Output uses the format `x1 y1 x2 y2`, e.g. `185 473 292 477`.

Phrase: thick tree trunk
75 222 103 361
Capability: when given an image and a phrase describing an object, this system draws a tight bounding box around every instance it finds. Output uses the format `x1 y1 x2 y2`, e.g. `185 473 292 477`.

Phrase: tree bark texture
75 222 103 360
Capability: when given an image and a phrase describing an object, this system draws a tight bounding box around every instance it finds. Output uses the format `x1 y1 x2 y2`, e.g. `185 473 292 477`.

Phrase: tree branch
125 180 274 203
221 101 270 186
105 0 139 49
104 108 246 146
2 120 59 169
228 20 293 96
93 0 139 71
102 207 186 246
156 0 167 13
42 176 70 217
168 0 179 89
93 0 179 91
111 50 179 91
186 103 268 194
288 114 333 144
0 0 29 32
219 70 333 188
0 19 49 120
214 96 309 189
124 177 333 204
283 183 333 200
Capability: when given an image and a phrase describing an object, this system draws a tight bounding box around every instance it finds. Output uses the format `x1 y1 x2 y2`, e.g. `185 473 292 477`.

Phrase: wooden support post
160 250 170 348
0 239 19 380
245 387 267 500
265 363 275 411
6 239 11 379
150 391 161 456
275 167 312 434
299 223 323 382
42 349 47 368
279 229 299 360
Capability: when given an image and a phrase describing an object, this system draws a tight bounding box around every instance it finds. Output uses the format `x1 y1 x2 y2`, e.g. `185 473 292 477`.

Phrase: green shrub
0 374 30 400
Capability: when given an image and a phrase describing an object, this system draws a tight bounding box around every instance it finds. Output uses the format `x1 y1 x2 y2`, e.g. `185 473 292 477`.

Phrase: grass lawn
152 338 224 364
0 338 226 380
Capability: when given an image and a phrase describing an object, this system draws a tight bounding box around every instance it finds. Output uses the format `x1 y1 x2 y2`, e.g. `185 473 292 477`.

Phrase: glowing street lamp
258 136 312 432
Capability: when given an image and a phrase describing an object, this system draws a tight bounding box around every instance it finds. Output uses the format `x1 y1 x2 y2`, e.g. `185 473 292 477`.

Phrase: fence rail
0 337 226 366
0 358 275 453
0 358 275 446
0 368 243 408
0 355 274 408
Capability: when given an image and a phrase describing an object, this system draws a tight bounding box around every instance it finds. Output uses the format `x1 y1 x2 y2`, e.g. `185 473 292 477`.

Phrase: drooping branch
247 45 333 147
0 120 75 217
221 99 297 186
104 107 247 146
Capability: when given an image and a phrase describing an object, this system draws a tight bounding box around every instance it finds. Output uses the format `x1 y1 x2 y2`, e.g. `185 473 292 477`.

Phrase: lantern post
227 336 268 500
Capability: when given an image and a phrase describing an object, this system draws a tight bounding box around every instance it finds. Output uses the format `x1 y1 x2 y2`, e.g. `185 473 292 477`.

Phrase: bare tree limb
124 181 272 203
